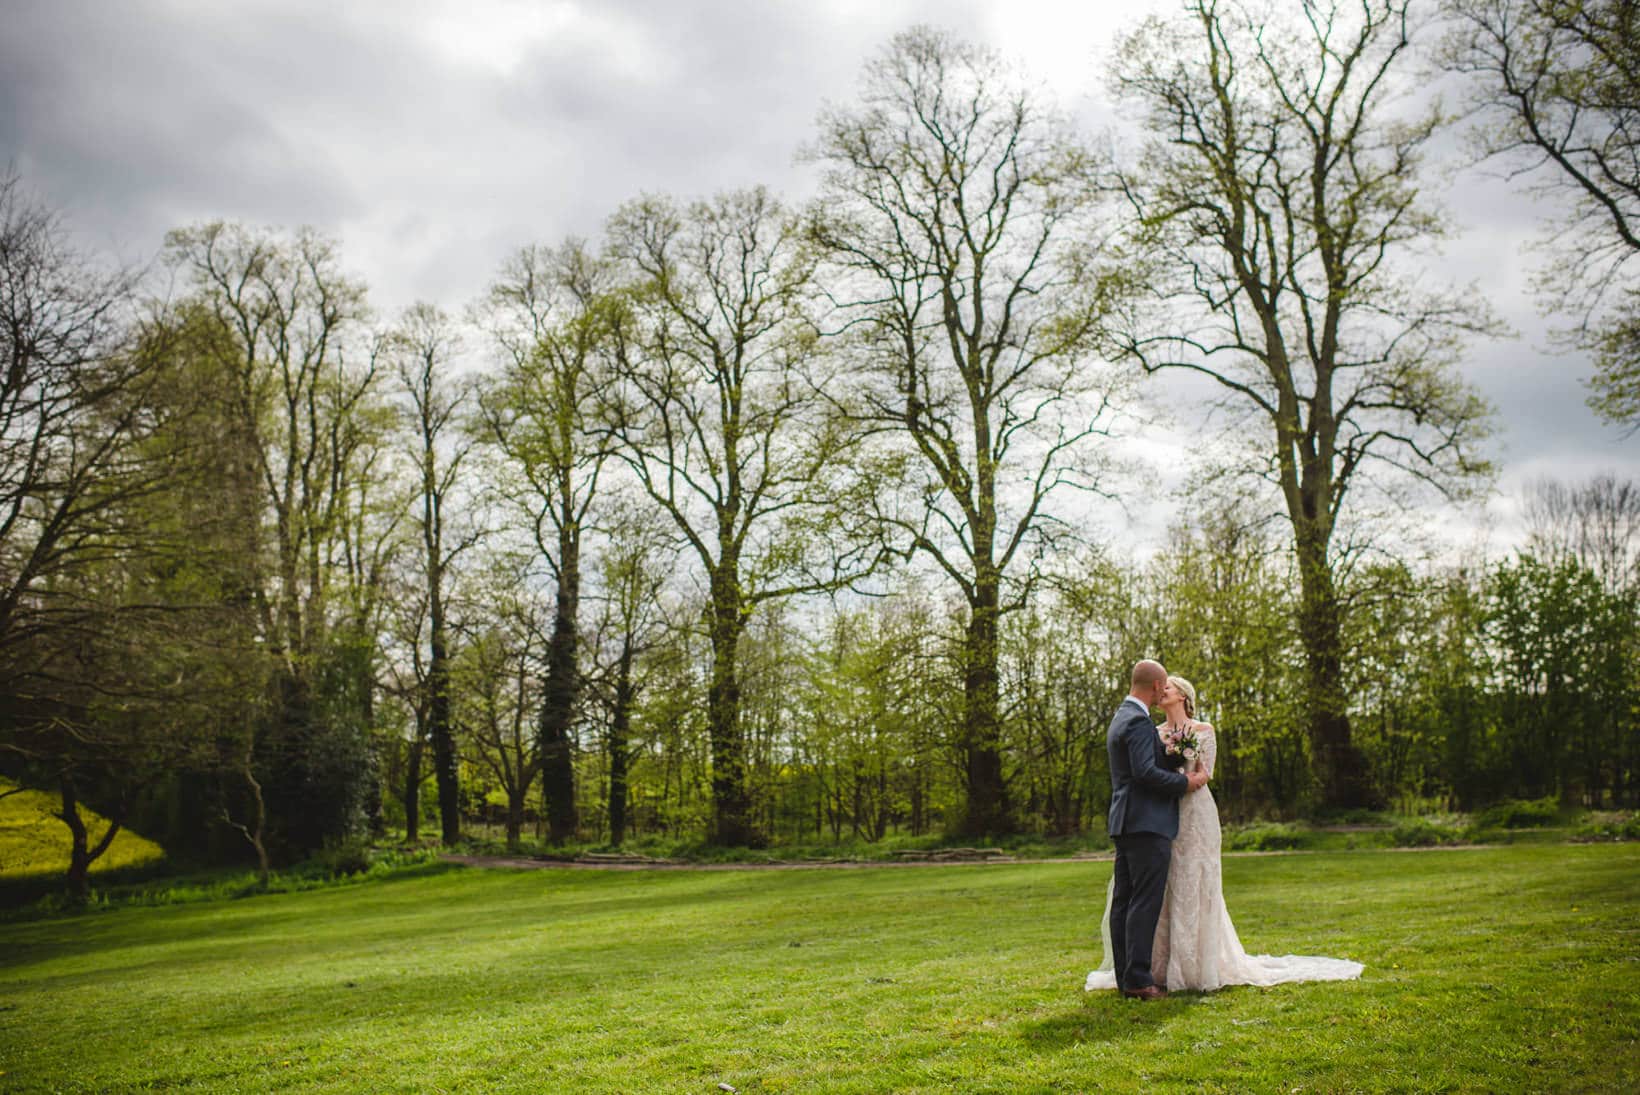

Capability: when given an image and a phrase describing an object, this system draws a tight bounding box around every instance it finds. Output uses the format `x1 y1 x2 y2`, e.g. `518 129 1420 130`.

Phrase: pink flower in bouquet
1162 723 1201 760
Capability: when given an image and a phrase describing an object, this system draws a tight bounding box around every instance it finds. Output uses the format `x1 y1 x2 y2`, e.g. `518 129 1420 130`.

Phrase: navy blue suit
1106 698 1189 990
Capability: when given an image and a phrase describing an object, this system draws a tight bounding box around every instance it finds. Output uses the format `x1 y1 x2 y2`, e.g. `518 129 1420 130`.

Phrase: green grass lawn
1 845 1636 1093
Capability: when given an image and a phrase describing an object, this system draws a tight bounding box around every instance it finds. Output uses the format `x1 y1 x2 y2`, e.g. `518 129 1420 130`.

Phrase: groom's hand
1186 770 1209 792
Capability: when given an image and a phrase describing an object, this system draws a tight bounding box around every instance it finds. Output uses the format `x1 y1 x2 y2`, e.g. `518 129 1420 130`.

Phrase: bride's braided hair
1168 675 1197 719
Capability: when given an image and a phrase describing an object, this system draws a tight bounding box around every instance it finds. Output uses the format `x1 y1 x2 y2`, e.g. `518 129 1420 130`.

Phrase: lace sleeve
1197 725 1216 778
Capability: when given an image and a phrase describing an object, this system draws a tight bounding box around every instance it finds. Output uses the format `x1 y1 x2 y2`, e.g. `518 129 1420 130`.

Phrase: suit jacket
1106 700 1190 839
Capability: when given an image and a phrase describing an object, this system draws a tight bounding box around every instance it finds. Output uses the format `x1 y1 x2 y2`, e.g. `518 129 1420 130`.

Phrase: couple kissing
1086 660 1363 997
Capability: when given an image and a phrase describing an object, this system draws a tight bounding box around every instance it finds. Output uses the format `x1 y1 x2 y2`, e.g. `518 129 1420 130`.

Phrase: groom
1106 659 1208 1000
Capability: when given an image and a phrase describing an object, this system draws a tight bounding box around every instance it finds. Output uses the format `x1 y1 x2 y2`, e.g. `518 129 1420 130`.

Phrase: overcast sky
3 0 1634 557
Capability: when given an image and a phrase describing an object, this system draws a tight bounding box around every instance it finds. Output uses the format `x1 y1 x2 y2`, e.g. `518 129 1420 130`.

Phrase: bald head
1130 659 1167 706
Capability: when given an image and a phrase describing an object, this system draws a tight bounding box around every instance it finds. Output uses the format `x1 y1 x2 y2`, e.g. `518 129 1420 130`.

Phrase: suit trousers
1111 831 1173 991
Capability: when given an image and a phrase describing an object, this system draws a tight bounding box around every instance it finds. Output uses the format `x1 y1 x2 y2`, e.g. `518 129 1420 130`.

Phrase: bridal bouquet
1160 724 1200 767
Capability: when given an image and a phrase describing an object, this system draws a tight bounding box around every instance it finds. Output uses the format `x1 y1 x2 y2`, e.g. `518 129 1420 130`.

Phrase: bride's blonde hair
1168 675 1197 719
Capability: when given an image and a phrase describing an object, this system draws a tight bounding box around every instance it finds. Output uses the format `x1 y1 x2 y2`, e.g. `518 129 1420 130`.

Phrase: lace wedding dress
1085 723 1364 992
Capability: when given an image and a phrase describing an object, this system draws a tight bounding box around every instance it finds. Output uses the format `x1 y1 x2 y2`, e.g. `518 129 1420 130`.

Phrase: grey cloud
1 2 372 251
1 0 1633 527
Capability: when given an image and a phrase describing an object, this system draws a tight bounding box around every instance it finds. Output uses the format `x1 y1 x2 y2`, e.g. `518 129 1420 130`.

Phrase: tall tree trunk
222 750 271 888
57 773 123 904
707 567 758 846
851 761 864 840
874 767 890 841
428 591 461 844
958 575 1008 836
1295 531 1372 809
361 689 385 839
403 734 424 843
505 785 524 849
539 530 581 844
910 772 925 837
608 640 634 846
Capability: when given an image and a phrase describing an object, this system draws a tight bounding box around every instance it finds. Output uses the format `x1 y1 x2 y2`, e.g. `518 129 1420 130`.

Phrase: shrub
313 838 373 878
1390 818 1461 847
1311 806 1395 826
1225 822 1312 852
1572 812 1640 842
1475 797 1563 829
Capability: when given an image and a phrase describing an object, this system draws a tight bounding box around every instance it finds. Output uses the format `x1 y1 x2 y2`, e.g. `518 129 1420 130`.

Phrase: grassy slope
0 845 1635 1093
0 778 165 879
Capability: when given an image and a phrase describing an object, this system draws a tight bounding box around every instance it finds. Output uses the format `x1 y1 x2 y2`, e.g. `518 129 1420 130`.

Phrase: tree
1521 471 1640 593
1444 0 1640 428
1137 500 1312 819
583 497 674 846
1109 0 1496 808
0 172 146 694
807 27 1129 835
478 241 616 844
1484 553 1635 804
380 576 433 843
1004 575 1126 836
331 398 403 842
606 188 877 846
0 173 198 898
389 303 481 844
1342 560 1451 807
799 607 909 842
625 610 712 838
454 552 547 849
164 221 384 859
1418 562 1497 810
116 300 293 877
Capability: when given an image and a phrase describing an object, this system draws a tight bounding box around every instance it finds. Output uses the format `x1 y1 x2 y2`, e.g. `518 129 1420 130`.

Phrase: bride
1085 676 1363 992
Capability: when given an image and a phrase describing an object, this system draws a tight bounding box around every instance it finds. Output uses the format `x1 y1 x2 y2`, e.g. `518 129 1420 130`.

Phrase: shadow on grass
1020 993 1204 1051
0 857 176 910
0 863 818 986
0 857 468 948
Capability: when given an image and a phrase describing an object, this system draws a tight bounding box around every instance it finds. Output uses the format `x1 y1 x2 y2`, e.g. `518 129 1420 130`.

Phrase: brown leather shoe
1122 984 1168 1001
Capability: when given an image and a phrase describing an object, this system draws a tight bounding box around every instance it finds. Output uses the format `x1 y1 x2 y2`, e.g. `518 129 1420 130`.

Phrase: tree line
531 482 1637 847
2 2 1636 897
